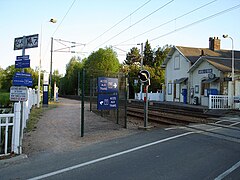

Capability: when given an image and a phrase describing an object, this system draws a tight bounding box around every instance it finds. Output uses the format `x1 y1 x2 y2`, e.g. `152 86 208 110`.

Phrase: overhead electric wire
52 0 77 36
42 0 77 64
116 0 217 46
92 0 174 51
150 3 240 42
86 0 152 45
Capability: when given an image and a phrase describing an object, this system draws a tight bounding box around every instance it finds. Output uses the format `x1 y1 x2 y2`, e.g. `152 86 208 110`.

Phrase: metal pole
19 36 26 154
37 24 43 108
81 69 85 137
144 85 149 128
231 37 235 108
50 37 53 100
124 75 128 128
90 76 92 112
140 43 143 100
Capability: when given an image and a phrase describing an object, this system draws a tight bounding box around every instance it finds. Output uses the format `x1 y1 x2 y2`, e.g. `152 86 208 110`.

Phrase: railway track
127 101 218 125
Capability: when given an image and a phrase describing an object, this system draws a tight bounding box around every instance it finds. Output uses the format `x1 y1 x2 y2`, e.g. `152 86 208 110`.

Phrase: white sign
10 86 28 101
14 34 39 50
43 73 49 84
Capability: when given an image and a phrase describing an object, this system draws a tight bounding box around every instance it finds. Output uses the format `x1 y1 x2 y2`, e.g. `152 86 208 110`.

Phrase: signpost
14 34 39 50
10 86 28 102
15 55 30 68
11 34 38 154
12 72 33 87
98 77 118 93
97 94 118 110
97 77 119 122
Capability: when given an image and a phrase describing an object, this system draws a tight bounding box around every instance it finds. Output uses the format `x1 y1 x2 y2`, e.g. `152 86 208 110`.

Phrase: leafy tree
62 56 83 95
154 45 171 67
143 40 153 66
84 47 120 77
124 47 141 65
0 67 3 89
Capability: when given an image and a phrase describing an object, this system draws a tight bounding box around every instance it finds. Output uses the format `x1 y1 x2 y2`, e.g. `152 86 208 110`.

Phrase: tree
0 67 4 89
124 47 141 65
52 69 62 89
143 40 153 66
154 45 171 68
84 47 120 76
62 56 83 95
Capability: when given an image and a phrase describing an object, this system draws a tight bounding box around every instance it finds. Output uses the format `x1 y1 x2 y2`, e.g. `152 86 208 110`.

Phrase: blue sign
16 55 30 60
14 72 32 78
15 59 30 68
97 94 118 110
13 77 33 87
13 72 33 86
98 77 118 93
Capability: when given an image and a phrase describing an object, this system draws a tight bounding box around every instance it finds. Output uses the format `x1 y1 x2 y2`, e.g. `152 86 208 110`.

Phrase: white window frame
174 55 180 70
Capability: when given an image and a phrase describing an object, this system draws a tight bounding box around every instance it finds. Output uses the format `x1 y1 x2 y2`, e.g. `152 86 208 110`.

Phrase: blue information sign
98 77 118 93
14 72 32 77
13 72 33 87
13 77 33 86
97 94 118 110
16 55 30 60
15 59 30 68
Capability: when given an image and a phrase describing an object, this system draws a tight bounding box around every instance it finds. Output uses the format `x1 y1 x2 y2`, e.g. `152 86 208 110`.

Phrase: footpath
22 98 139 156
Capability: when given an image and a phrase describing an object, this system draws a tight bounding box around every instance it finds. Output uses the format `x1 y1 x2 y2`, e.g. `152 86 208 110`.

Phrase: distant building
162 37 240 106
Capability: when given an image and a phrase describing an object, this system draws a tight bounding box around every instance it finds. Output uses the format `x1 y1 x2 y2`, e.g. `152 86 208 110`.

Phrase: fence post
12 102 21 154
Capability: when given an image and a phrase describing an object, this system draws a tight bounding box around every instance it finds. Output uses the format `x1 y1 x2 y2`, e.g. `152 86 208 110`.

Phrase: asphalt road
1 116 240 180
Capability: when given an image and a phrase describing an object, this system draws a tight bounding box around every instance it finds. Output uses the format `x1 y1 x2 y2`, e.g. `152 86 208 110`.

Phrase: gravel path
22 98 139 156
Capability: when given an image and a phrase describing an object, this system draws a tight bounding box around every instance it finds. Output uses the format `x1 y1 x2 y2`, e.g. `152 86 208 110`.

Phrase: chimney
209 37 220 51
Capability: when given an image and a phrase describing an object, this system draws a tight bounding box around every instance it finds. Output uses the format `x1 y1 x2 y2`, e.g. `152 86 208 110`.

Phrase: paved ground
22 98 152 156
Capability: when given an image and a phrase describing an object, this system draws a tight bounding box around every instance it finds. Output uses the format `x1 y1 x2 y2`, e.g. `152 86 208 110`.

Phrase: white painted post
209 95 212 109
4 117 9 154
12 102 21 154
228 81 234 108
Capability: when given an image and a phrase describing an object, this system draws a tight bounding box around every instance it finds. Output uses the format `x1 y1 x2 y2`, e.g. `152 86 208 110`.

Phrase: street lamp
49 19 57 101
37 18 57 107
223 34 234 108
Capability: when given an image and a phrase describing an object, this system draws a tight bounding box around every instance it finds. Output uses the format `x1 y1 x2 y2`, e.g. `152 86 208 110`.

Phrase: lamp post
49 19 57 101
223 34 234 108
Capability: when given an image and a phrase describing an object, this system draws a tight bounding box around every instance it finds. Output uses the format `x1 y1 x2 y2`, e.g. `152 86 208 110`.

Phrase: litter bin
193 96 198 105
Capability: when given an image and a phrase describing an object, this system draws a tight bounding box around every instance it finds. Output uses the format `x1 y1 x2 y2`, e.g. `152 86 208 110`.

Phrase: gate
0 114 14 155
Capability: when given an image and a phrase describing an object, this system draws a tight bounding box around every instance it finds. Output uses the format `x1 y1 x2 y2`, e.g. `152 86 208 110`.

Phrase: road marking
28 132 194 180
214 160 240 180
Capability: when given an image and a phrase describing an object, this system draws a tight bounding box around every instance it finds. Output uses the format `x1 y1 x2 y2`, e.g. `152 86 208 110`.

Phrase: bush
0 91 11 107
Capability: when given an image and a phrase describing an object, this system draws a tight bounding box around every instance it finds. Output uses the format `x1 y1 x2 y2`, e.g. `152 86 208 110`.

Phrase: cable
92 0 174 51
150 3 240 42
86 0 152 45
52 0 77 36
116 0 217 45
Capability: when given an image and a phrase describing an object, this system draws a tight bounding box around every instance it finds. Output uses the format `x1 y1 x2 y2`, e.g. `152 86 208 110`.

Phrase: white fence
135 91 165 101
209 95 240 109
0 88 37 156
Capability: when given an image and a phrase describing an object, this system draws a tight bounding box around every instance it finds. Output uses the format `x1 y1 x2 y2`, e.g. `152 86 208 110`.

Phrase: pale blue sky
1 0 240 74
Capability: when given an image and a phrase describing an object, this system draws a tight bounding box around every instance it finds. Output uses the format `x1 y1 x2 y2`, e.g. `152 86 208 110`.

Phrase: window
174 55 180 70
168 83 172 95
195 85 199 94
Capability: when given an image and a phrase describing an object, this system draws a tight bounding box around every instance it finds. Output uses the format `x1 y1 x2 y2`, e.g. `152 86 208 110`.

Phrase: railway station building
162 37 240 107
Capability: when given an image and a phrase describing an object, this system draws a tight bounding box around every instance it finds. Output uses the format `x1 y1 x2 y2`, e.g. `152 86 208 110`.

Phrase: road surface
1 115 240 180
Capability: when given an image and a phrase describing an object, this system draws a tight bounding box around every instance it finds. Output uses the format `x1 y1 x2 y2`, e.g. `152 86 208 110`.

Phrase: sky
1 0 240 75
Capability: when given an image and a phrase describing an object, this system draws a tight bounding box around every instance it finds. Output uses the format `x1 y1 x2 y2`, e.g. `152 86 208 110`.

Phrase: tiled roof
176 46 240 64
206 57 240 72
